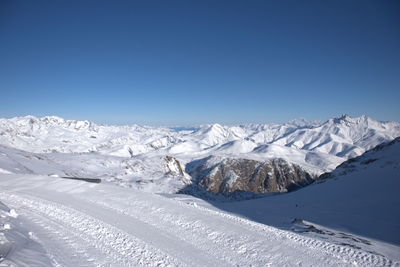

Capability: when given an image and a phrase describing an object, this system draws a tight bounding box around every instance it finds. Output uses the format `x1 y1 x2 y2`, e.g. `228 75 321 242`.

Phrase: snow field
0 174 397 266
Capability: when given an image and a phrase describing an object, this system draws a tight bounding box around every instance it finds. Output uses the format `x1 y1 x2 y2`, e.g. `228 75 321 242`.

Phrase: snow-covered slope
0 200 53 266
211 137 400 247
0 145 190 193
273 115 400 158
0 173 397 266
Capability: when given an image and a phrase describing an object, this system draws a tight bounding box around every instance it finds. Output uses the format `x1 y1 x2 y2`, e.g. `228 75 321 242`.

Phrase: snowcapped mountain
0 114 399 194
2 115 398 156
273 115 400 158
0 115 179 156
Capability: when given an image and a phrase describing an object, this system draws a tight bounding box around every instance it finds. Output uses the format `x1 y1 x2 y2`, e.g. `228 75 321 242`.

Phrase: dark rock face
186 156 315 194
164 156 184 176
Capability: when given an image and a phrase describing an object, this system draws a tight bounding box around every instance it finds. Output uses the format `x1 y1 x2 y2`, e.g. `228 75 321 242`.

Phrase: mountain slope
1 115 398 161
0 115 399 195
186 156 315 195
273 115 400 158
0 145 190 193
213 137 400 246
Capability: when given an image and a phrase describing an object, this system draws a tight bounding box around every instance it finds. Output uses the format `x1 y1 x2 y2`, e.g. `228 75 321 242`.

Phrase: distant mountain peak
328 114 372 125
286 118 321 127
331 114 350 123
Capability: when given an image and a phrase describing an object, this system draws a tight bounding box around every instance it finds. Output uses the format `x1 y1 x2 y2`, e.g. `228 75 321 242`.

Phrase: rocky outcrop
186 156 315 194
164 156 184 176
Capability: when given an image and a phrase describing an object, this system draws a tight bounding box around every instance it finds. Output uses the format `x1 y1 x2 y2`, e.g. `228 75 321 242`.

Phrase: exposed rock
164 156 184 176
186 156 315 194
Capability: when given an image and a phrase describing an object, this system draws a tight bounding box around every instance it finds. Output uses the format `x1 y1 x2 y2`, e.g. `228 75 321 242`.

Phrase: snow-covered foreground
0 174 397 267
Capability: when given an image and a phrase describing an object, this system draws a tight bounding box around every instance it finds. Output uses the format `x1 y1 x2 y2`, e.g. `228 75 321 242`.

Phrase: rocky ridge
186 156 315 195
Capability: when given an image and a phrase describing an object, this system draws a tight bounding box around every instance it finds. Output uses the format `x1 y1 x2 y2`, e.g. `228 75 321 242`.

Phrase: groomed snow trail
0 174 397 267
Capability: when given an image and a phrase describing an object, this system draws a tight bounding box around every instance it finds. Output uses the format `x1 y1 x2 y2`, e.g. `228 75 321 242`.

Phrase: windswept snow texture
0 174 398 266
0 200 52 266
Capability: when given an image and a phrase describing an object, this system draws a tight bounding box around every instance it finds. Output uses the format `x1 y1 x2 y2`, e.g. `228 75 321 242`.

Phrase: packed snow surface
0 174 398 266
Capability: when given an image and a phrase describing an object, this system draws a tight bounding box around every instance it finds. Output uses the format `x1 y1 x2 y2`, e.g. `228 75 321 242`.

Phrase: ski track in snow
17 208 108 267
0 184 396 267
82 195 394 267
1 193 184 267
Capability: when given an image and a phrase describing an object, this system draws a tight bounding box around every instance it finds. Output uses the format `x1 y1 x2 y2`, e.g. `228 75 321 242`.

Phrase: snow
198 138 400 258
0 144 190 193
0 115 399 266
0 114 399 194
1 115 399 177
0 199 53 266
216 139 258 153
0 173 398 266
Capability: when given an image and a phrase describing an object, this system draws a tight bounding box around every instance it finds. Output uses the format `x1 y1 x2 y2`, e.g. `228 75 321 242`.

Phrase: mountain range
0 114 399 195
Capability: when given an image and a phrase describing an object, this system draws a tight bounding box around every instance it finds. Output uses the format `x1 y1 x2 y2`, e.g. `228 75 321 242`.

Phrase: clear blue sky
1 0 399 125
